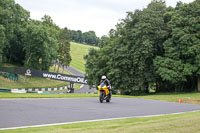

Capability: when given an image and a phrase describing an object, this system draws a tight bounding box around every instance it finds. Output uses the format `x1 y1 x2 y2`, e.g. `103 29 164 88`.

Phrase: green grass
0 76 69 89
0 92 98 98
114 92 200 104
1 111 200 133
70 42 98 73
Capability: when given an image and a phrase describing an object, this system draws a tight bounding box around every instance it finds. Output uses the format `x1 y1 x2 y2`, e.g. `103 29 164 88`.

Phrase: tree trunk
198 77 200 92
62 65 64 74
54 61 57 71
57 61 60 72
26 53 33 66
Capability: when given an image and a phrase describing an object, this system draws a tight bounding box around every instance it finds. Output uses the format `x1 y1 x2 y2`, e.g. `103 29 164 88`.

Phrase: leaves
0 1 71 71
85 0 200 94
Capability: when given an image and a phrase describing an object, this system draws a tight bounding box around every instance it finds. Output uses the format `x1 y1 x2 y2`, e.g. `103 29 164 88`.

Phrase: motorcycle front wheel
99 91 104 103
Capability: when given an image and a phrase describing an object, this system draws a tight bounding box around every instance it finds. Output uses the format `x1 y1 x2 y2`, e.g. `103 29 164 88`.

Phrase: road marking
0 110 199 130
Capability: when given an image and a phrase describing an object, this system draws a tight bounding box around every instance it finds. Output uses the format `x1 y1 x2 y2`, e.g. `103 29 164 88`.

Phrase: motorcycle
98 82 111 103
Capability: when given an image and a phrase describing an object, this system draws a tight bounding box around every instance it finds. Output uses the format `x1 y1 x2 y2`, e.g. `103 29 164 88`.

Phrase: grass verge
1 111 200 133
0 92 98 98
0 76 69 89
114 92 200 104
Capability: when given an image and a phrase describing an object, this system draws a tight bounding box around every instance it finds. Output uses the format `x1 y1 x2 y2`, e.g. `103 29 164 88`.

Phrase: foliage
84 0 200 95
69 30 100 46
0 25 6 63
57 28 71 72
24 20 58 70
154 0 200 91
0 1 71 71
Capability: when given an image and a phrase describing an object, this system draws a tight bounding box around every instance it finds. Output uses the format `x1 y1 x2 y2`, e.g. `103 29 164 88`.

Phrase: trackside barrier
0 89 11 93
0 85 72 94
11 89 27 93
0 67 87 84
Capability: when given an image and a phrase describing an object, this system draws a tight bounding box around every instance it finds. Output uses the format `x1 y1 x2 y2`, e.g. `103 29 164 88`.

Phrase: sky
15 0 194 37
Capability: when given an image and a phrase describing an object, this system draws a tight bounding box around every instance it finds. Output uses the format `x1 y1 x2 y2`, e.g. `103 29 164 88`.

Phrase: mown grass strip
70 42 98 73
0 76 69 89
114 92 200 104
0 92 98 98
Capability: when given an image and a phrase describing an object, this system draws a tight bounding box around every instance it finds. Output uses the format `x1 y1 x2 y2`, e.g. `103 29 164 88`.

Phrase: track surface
65 66 95 93
0 97 200 129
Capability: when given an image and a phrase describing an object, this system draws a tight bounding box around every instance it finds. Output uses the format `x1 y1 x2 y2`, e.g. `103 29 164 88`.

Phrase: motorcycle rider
100 75 111 95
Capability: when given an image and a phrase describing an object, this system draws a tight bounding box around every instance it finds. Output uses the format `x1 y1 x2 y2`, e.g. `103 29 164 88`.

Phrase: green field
70 42 98 73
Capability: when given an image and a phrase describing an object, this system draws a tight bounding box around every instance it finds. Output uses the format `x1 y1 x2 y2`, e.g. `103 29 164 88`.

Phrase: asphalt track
64 66 96 93
1 97 200 129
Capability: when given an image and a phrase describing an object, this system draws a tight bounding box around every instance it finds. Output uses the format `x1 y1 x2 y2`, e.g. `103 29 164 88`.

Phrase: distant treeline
0 0 71 72
84 0 200 95
69 30 100 46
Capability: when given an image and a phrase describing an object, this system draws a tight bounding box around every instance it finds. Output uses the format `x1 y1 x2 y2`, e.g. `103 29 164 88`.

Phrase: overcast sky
15 0 194 37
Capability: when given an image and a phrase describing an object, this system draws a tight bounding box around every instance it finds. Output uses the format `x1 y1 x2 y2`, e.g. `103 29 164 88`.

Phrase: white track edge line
0 110 200 131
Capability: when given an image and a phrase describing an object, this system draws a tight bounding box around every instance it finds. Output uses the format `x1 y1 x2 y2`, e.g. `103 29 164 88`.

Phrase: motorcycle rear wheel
106 95 111 102
106 99 111 102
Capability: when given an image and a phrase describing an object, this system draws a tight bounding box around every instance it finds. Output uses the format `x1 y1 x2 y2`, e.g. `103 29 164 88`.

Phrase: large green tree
0 1 71 72
69 30 100 46
0 0 30 64
24 20 58 70
0 25 6 63
58 27 71 73
154 0 200 91
85 0 168 95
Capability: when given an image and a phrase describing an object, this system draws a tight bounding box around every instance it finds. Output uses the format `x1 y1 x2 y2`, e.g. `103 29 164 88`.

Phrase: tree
0 1 71 73
69 30 100 46
154 0 200 91
8 3 30 65
58 27 71 73
0 25 6 64
24 20 58 70
84 48 100 86
0 0 30 64
84 0 168 95
122 0 167 93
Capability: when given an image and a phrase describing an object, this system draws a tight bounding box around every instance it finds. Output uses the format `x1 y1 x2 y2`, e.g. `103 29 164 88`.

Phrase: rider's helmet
101 75 106 80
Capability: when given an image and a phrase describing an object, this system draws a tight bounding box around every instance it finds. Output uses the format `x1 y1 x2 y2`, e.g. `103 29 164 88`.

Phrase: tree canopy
84 0 200 94
0 0 71 71
69 30 100 46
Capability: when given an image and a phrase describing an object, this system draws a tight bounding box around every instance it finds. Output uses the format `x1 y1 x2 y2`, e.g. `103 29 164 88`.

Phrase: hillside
0 42 97 89
70 42 98 73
